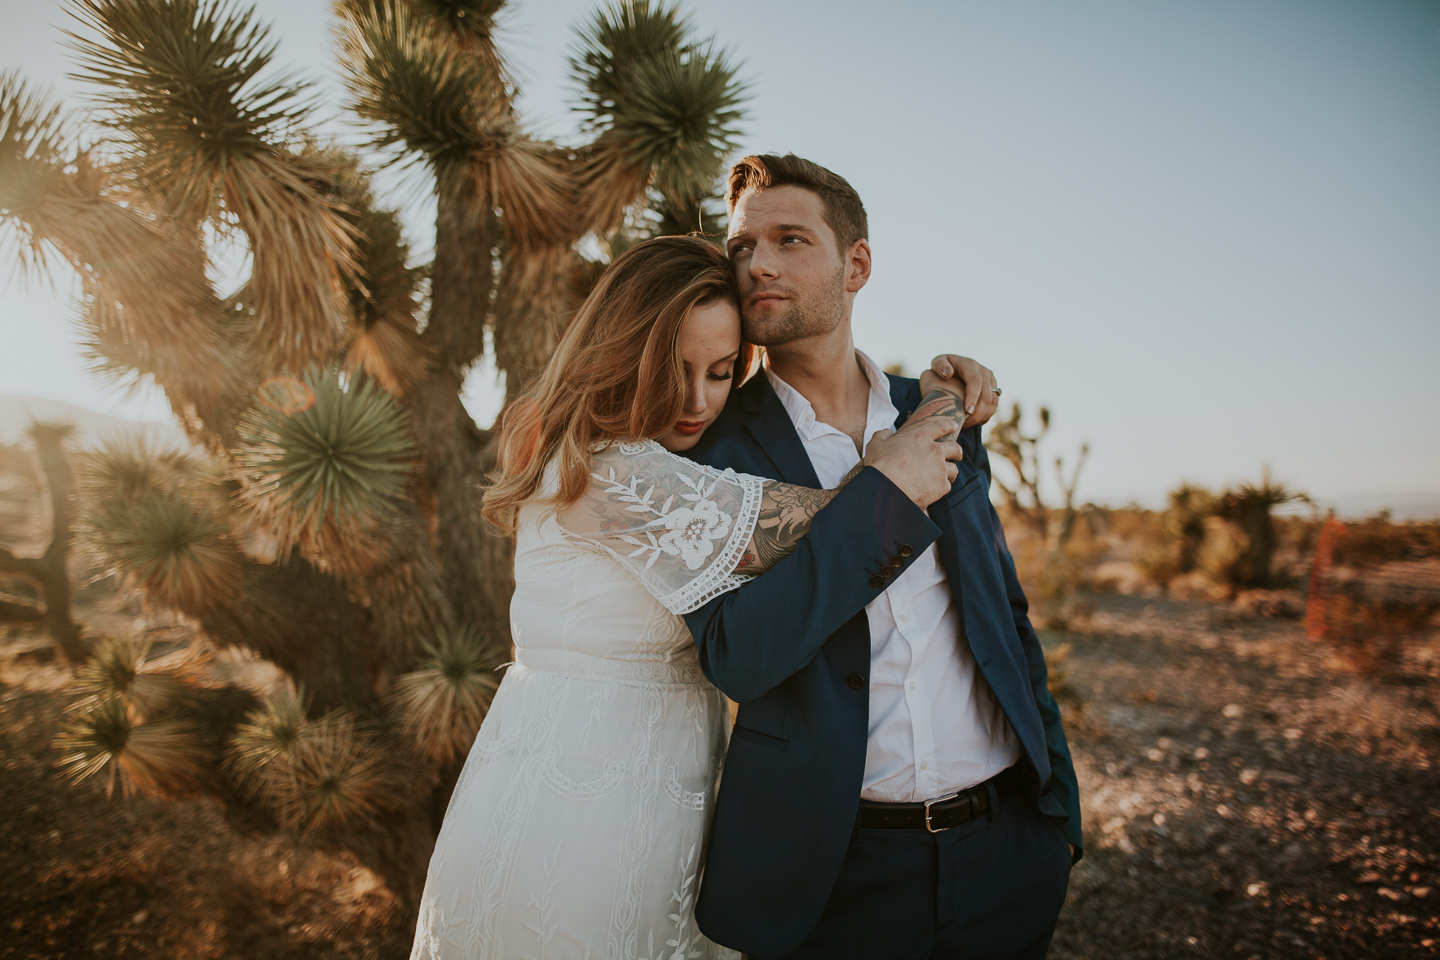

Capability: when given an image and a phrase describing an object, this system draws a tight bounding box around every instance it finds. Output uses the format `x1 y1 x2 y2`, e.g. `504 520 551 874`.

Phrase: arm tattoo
736 463 866 573
901 387 965 440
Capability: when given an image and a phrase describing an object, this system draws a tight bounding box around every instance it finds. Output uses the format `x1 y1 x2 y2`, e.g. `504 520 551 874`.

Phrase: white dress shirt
764 352 1022 802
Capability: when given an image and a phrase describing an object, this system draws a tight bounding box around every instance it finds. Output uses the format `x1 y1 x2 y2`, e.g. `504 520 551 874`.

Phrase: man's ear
845 239 872 294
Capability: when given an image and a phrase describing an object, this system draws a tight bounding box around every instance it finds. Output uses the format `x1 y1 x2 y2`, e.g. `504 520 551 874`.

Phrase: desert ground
2 446 1437 959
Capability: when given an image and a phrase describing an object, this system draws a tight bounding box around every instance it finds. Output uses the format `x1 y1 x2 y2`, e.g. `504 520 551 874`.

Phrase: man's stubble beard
741 264 847 348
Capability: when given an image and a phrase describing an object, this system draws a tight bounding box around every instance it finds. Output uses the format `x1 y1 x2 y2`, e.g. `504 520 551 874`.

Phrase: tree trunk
0 426 86 665
412 169 515 650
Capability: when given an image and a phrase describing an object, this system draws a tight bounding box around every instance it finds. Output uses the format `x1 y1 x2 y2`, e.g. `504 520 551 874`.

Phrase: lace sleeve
556 440 766 614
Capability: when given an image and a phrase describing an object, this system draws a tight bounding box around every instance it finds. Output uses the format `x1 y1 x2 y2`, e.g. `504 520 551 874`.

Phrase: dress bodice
510 504 704 680
508 440 766 681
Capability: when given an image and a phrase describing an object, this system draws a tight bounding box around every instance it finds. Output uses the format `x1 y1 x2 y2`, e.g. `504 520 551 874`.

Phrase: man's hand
925 355 1000 429
863 419 962 509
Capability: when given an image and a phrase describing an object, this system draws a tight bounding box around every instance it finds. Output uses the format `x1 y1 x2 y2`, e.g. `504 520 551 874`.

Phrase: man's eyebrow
773 223 817 233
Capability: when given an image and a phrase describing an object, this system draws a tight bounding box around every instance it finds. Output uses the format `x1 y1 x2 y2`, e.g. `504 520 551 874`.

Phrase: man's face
725 185 854 347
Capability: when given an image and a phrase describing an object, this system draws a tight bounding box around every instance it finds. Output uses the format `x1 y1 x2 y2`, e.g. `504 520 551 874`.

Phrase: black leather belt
859 764 1027 832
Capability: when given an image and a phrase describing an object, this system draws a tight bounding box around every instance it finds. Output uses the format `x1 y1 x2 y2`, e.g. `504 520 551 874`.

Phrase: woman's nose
683 379 707 414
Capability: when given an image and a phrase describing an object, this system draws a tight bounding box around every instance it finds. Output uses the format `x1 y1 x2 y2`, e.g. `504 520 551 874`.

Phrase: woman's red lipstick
674 420 706 436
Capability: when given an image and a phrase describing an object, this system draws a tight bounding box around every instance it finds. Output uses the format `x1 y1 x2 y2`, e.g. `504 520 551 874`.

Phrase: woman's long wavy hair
482 235 752 535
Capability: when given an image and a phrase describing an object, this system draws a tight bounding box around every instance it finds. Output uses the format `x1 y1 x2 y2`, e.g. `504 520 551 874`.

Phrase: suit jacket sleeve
682 466 941 704
975 437 1085 860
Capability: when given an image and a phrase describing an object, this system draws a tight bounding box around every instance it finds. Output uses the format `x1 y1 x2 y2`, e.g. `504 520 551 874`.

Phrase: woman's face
659 299 742 452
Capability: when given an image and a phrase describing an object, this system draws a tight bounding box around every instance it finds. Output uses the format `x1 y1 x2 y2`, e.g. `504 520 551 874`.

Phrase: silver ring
991 387 1002 397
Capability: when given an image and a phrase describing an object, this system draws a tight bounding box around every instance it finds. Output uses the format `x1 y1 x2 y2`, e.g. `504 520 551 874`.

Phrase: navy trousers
775 791 1073 960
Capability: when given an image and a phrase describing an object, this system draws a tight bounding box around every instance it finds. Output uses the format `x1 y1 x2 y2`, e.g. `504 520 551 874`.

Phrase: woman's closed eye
707 369 733 382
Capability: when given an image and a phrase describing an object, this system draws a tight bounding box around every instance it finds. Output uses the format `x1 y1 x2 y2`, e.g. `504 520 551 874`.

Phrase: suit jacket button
899 544 914 558
880 564 894 578
889 555 903 567
847 673 866 690
869 574 885 588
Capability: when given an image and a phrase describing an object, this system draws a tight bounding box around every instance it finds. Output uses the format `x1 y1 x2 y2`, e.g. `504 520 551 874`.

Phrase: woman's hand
922 355 1001 429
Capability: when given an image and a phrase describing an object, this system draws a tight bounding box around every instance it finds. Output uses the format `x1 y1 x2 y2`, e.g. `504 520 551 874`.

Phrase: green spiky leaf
0 70 76 274
571 1 745 212
236 366 416 553
74 637 196 720
86 486 241 610
56 694 199 798
67 0 313 213
391 626 500 764
338 0 510 174
231 697 394 830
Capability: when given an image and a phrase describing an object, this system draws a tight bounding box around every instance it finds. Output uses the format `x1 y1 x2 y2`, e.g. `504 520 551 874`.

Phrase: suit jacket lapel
887 374 920 429
739 373 822 488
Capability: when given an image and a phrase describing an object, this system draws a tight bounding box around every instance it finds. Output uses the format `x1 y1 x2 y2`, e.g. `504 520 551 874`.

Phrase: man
682 154 1082 960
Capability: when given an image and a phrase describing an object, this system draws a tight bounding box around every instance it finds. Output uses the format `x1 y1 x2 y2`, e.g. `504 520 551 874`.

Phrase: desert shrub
1010 532 1103 632
1143 477 1306 596
1044 642 1084 712
1333 516 1440 568
1322 592 1440 675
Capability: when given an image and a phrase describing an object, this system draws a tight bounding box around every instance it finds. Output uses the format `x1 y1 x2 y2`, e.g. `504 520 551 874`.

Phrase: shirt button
920 760 928 771
909 680 916 691
899 613 908 623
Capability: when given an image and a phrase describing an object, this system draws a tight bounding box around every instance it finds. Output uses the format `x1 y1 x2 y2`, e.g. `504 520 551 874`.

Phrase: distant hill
0 394 190 451
1321 493 1440 522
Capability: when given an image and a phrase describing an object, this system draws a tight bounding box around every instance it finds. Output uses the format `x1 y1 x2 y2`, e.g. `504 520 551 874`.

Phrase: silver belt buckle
923 791 962 833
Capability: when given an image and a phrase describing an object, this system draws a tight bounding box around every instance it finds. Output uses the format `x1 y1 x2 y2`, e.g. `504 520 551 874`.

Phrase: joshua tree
1 0 744 913
985 401 1090 548
0 421 85 663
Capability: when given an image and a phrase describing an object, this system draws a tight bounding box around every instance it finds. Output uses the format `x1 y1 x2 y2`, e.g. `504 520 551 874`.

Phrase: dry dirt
1047 594 1440 959
3 442 1437 957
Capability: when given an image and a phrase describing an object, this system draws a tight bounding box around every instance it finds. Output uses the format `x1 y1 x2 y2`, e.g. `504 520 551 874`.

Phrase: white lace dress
411 441 764 960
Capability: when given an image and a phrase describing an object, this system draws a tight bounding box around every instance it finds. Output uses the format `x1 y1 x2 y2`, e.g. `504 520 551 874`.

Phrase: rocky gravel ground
3 583 1436 958
1049 594 1440 959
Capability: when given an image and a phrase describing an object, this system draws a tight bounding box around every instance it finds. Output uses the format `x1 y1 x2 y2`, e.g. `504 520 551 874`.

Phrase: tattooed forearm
900 387 966 440
736 463 866 573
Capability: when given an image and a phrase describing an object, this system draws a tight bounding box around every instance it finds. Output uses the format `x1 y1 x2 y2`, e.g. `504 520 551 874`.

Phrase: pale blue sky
2 0 1437 506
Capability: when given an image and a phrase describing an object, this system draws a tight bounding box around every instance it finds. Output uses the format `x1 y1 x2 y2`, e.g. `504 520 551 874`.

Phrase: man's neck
766 324 872 450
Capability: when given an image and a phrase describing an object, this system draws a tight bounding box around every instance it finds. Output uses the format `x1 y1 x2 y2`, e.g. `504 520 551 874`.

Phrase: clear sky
2 0 1437 507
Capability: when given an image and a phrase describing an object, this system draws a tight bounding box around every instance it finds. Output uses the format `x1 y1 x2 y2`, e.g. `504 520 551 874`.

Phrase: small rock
1413 887 1431 898
1239 768 1259 785
1378 887 1405 901
1193 747 1210 760
131 911 148 924
1246 882 1268 897
1222 704 1243 719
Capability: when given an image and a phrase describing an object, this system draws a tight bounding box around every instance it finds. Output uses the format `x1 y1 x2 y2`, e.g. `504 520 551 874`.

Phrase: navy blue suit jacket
681 371 1083 958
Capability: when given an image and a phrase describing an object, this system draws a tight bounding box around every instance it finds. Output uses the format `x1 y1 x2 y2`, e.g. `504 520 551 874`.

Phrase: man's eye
781 236 803 245
728 244 751 257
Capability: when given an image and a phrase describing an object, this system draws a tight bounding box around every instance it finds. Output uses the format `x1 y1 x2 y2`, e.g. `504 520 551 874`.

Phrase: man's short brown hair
726 154 869 252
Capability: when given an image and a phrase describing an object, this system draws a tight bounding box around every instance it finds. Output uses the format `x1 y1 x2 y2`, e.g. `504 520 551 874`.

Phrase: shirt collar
763 350 899 443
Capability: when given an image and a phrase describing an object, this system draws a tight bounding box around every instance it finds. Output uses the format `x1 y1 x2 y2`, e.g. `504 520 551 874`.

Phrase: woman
411 236 970 959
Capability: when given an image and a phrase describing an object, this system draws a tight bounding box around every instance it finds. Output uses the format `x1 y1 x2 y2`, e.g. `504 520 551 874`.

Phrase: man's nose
748 243 779 281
